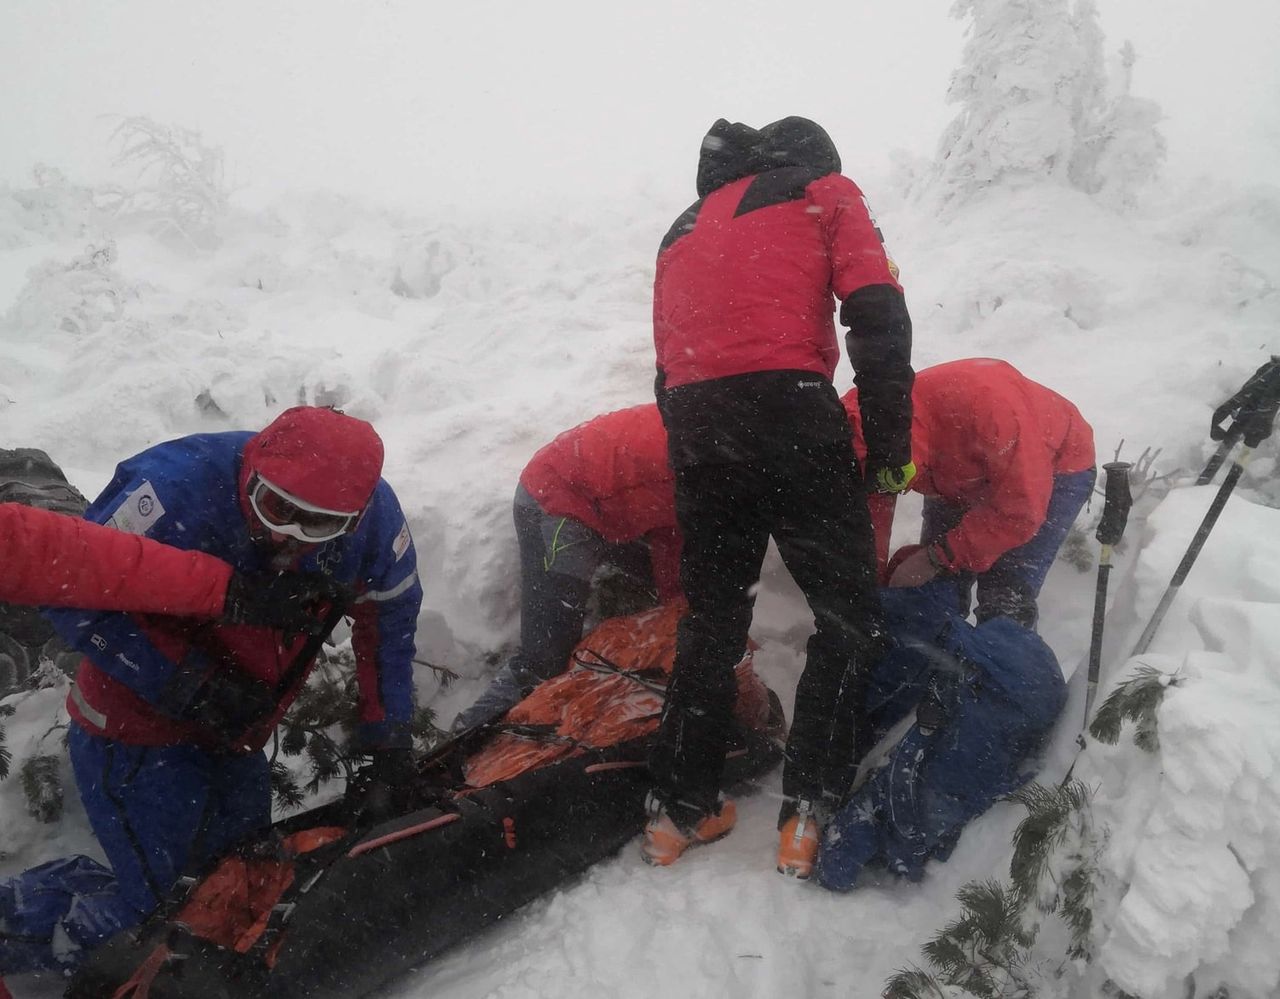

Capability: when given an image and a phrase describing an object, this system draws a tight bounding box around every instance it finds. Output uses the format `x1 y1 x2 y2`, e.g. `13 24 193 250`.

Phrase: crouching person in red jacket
1 406 423 975
455 404 680 732
849 358 1096 628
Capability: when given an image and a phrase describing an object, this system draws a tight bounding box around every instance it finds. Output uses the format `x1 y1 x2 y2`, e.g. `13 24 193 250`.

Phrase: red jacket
846 359 1096 574
0 503 231 614
518 405 681 601
654 171 901 390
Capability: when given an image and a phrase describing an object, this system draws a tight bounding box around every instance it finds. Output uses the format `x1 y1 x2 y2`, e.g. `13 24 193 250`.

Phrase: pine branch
1089 663 1175 748
883 967 959 999
19 754 63 823
270 759 306 812
1058 526 1095 573
413 658 459 688
1008 779 1093 907
0 702 13 781
1061 863 1097 960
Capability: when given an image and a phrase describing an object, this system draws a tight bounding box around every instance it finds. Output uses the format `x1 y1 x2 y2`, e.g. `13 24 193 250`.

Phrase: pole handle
1095 461 1133 547
1210 356 1280 449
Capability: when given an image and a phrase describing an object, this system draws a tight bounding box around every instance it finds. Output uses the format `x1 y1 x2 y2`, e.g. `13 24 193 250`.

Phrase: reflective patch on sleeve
105 480 166 536
356 570 419 603
392 520 412 562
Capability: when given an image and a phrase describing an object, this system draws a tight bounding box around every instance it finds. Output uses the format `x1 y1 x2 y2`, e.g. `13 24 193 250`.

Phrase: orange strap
347 813 460 858
111 943 172 999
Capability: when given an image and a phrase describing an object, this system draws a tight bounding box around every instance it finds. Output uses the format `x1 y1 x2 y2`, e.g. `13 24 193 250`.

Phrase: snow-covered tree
923 0 1163 209
1073 42 1167 207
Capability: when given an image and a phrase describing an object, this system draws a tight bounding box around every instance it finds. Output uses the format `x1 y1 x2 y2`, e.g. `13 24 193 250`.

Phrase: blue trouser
815 583 1067 891
0 723 270 973
923 467 1096 627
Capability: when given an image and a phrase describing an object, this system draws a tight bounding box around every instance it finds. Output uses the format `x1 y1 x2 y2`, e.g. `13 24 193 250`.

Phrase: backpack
0 448 89 693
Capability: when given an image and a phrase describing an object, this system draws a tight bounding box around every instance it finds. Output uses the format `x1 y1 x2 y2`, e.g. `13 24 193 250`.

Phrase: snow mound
1087 490 1280 999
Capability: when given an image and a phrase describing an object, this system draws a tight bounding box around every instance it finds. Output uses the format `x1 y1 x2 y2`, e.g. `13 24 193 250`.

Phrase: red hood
240 406 385 515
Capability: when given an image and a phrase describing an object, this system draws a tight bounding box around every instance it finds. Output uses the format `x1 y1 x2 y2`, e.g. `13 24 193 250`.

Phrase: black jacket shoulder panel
659 198 705 254
734 166 829 217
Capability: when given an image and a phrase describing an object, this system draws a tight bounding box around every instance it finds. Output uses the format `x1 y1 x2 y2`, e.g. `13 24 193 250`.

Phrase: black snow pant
648 440 888 826
508 486 656 685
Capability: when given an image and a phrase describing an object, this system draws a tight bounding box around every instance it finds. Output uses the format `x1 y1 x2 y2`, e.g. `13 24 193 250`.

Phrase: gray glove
452 660 542 733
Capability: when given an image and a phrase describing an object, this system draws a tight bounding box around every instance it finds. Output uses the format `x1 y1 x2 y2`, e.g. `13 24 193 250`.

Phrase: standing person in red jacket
846 358 1096 628
0 502 334 625
644 116 916 878
455 403 680 731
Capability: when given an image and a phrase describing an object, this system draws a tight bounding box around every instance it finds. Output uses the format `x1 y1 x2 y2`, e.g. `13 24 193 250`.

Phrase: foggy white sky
2 0 1277 213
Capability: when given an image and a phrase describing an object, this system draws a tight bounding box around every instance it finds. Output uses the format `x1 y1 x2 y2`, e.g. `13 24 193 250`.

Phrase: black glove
345 748 418 824
222 571 345 634
185 668 278 745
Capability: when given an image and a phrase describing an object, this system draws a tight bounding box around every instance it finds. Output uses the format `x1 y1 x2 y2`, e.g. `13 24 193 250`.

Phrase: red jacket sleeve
809 174 901 300
938 410 1055 573
0 503 232 615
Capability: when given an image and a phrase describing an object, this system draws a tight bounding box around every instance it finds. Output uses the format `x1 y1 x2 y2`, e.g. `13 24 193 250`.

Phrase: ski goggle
247 474 360 543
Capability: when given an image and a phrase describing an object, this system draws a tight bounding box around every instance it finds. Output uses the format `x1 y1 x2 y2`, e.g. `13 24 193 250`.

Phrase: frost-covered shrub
1 241 129 338
98 116 228 250
0 165 100 249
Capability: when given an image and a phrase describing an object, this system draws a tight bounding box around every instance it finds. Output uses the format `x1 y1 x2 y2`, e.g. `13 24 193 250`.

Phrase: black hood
695 117 842 197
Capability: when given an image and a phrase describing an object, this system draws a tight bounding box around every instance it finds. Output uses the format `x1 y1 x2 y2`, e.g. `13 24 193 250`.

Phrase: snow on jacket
0 503 232 614
518 404 681 601
845 358 1096 574
47 422 422 752
654 116 914 468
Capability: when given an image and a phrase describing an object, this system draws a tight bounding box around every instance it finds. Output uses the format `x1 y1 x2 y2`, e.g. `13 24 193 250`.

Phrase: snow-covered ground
2 34 1280 995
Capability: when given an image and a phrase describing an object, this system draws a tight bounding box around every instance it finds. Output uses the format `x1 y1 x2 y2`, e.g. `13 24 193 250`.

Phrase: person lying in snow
815 580 1067 890
454 403 682 731
847 357 1096 628
0 406 423 976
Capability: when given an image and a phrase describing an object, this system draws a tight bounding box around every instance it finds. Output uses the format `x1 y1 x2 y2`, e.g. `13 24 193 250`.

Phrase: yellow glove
874 461 917 494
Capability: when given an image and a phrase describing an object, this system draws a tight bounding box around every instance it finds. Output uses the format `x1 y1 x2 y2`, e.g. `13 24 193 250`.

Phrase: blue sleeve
349 483 423 749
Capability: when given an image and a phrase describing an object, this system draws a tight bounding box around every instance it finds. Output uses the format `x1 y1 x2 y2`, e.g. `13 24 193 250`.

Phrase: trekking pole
1131 357 1280 657
1080 461 1133 745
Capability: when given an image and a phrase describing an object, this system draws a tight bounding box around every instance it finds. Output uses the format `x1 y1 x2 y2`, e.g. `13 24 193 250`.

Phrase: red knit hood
240 406 384 516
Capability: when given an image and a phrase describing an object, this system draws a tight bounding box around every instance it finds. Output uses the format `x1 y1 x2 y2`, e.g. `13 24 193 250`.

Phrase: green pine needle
270 759 306 811
19 754 63 823
1089 664 1174 748
882 967 956 999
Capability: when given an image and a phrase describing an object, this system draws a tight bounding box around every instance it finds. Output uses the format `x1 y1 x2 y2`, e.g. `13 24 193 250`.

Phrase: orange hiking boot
776 800 820 879
640 797 737 867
